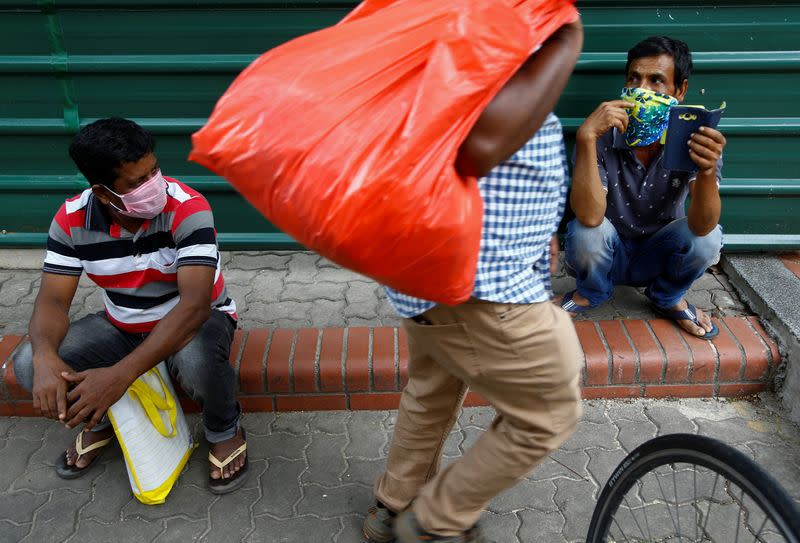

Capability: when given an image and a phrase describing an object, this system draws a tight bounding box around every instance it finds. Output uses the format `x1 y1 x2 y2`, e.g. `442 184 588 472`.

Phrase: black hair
626 36 693 89
68 118 156 187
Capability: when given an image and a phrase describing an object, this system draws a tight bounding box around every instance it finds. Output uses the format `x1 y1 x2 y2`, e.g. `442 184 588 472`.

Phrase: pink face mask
108 170 168 219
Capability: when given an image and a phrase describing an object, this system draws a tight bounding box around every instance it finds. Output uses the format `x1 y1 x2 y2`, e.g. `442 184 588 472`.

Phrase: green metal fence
1 0 799 250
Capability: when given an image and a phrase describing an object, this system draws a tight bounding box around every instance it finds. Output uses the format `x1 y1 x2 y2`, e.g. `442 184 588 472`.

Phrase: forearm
570 136 608 226
456 20 584 178
29 299 70 359
115 302 211 383
687 172 722 236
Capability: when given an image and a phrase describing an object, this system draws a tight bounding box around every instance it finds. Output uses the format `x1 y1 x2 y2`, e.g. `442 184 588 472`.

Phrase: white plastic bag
107 362 195 505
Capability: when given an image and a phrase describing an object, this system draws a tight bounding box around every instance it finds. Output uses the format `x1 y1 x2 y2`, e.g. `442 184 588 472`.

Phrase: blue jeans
563 217 723 309
13 310 240 443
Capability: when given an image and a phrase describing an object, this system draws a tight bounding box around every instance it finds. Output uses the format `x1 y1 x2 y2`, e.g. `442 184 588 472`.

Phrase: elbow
455 137 500 179
575 214 605 229
184 301 212 329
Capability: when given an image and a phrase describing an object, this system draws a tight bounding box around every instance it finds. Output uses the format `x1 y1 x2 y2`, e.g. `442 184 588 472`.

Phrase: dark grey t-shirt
574 128 723 241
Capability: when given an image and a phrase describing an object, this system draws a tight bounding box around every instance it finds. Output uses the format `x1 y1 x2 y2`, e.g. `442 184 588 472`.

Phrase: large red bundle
190 0 578 304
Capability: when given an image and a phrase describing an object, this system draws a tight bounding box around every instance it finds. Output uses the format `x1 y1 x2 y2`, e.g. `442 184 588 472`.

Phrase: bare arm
63 265 216 429
686 127 725 236
570 100 632 227
28 273 79 420
455 19 584 178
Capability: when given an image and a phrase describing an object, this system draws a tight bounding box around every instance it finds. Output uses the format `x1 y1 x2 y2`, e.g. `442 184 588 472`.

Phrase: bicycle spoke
655 468 681 538
734 486 745 543
694 467 699 542
672 463 683 542
701 472 721 537
611 516 632 542
621 495 647 540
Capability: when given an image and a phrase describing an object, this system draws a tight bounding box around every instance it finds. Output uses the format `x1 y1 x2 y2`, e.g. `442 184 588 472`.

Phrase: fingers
65 401 92 429
61 371 86 383
604 100 634 109
698 126 726 145
82 411 104 432
57 381 68 421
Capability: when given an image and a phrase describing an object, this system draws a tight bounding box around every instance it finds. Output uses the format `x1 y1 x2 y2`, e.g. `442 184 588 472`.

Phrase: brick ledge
0 316 779 415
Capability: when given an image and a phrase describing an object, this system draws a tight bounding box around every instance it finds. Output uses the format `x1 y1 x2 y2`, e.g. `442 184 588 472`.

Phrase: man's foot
394 511 484 543
208 428 249 494
56 426 115 479
363 501 397 542
560 290 593 317
657 300 719 340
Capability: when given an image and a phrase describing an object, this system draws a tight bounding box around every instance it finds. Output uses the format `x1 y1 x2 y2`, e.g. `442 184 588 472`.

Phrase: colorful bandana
620 87 678 147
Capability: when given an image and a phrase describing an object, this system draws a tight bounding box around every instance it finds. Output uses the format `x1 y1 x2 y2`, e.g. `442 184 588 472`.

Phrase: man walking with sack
363 19 585 543
12 118 248 494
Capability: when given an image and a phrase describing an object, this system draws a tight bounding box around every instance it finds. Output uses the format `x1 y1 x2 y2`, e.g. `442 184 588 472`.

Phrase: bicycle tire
586 433 800 542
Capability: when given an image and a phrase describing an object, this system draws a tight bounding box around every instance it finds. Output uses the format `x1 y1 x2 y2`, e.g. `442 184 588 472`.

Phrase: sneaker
363 501 397 542
394 511 485 542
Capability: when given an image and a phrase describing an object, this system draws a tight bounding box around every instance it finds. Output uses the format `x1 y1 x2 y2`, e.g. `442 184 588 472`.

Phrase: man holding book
562 36 726 339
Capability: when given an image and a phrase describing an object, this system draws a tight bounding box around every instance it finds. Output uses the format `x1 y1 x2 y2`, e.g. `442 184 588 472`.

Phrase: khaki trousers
374 299 582 536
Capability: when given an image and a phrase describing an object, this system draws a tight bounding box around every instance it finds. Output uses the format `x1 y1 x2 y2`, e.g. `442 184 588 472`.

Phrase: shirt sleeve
171 196 219 268
552 141 570 236
42 203 83 276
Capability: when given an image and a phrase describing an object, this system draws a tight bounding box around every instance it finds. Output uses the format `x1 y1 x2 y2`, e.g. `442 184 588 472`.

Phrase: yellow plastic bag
107 363 195 505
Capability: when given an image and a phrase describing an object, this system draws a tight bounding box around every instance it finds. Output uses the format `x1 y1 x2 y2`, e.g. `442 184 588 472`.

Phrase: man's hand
576 101 633 143
62 367 133 430
31 354 72 421
689 126 726 176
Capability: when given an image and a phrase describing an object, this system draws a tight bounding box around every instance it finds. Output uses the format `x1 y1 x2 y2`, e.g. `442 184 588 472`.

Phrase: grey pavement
0 250 750 335
2 250 795 543
1 397 799 542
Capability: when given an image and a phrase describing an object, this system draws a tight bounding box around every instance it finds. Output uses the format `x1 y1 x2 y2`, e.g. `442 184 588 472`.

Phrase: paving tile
552 477 598 541
203 486 260 542
340 457 384 487
643 404 697 435
480 511 522 543
152 518 208 543
295 483 370 518
586 447 628 490
561 420 619 451
302 433 347 486
247 431 311 462
0 490 48 524
615 415 658 452
0 520 31 542
250 514 341 543
3 438 52 492
344 414 387 459
22 489 91 543
489 478 558 514
251 457 305 518
517 509 568 543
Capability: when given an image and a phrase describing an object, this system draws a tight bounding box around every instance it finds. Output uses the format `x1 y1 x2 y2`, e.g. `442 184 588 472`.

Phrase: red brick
2 337 28 400
581 386 643 399
239 396 276 412
0 402 35 416
623 321 663 384
345 328 370 392
718 383 768 397
398 327 410 388
267 329 294 393
780 255 800 279
372 327 396 392
645 384 714 398
575 321 609 386
747 316 781 370
711 319 744 382
648 319 690 383
349 393 402 411
463 391 489 407
683 331 717 383
239 329 269 394
598 321 636 384
723 317 770 381
228 329 245 370
319 328 344 392
276 394 346 412
293 329 319 393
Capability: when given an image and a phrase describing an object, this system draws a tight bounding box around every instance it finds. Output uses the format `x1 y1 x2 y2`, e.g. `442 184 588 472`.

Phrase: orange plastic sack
190 0 578 304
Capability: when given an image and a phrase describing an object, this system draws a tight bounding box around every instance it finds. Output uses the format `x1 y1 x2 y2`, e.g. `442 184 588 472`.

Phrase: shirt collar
85 193 112 232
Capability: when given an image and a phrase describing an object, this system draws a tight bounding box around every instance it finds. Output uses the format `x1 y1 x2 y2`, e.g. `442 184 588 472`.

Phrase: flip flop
208 428 249 495
655 302 719 340
560 290 593 315
56 430 114 479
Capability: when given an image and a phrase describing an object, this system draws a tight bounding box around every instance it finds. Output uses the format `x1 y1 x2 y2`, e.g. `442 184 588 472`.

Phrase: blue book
663 102 726 172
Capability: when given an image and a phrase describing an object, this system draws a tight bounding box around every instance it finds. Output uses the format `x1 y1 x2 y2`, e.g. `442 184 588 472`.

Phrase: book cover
663 102 726 172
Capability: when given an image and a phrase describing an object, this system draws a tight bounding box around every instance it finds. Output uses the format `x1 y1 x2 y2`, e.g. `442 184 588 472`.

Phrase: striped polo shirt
43 177 237 333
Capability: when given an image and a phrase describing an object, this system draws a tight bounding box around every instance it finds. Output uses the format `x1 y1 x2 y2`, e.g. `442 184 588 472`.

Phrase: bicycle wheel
586 433 800 543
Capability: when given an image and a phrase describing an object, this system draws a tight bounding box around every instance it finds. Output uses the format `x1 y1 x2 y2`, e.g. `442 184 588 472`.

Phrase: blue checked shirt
385 113 569 318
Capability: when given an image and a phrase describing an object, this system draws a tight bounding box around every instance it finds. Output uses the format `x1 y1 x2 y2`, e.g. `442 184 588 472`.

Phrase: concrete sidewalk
1 397 799 542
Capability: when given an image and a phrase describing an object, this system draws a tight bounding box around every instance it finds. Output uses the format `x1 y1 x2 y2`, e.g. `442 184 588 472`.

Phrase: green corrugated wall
1 0 799 249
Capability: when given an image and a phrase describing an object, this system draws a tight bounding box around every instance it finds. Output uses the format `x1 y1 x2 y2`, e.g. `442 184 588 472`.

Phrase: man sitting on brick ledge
363 19 585 543
561 36 727 340
12 118 247 494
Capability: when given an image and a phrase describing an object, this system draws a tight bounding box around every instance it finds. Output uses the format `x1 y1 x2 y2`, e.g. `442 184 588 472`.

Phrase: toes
210 468 222 480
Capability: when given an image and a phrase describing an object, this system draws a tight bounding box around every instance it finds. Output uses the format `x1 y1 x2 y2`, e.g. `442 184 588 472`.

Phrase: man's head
625 36 692 101
70 118 165 219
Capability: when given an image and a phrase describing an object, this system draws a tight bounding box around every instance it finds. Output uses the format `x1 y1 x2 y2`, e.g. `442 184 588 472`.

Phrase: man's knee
11 342 34 392
565 218 617 267
671 218 722 266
